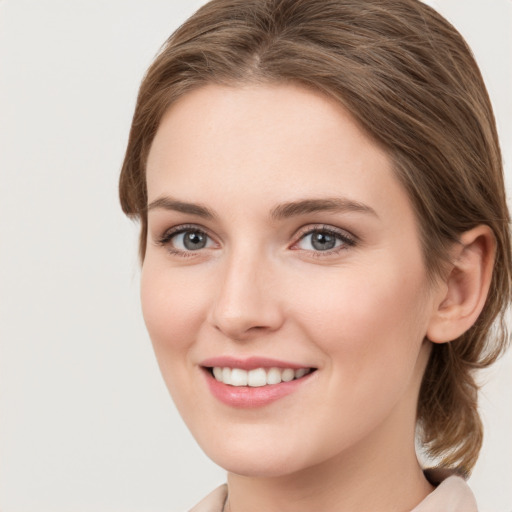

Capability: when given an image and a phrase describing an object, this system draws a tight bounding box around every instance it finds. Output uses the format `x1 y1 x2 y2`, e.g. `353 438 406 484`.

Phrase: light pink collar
189 472 477 512
412 470 477 512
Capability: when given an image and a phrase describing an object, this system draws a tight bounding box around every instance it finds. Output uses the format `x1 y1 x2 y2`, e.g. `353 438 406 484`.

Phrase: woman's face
142 84 439 477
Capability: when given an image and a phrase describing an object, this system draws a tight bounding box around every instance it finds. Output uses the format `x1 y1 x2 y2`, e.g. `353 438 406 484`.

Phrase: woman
119 0 511 510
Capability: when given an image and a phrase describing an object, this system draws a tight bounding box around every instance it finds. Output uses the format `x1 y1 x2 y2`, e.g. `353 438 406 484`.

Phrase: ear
427 225 496 344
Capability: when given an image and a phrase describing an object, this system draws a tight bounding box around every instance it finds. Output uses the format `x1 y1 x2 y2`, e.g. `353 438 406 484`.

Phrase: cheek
290 259 430 381
285 264 431 453
140 261 209 356
140 260 218 415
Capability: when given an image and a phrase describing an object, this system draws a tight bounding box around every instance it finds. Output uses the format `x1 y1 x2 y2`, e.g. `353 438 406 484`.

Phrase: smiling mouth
205 366 316 387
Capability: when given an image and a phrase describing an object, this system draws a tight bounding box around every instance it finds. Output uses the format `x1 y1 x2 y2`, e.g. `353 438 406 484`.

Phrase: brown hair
119 0 511 474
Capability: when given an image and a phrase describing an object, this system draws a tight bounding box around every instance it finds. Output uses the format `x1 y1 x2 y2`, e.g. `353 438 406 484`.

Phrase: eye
293 226 356 253
174 230 211 250
158 226 216 254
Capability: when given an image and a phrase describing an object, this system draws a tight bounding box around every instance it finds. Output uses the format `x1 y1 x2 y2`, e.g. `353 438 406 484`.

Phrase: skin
142 83 454 511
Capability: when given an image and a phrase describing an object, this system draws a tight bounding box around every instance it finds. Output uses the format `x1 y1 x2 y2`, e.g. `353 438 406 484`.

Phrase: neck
226 452 432 512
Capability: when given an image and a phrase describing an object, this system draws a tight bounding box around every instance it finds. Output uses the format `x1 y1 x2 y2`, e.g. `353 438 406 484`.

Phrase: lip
200 356 317 408
200 356 311 371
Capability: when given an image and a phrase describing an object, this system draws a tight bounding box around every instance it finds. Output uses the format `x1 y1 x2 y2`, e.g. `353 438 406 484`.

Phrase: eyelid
154 222 357 257
290 224 357 252
156 223 219 255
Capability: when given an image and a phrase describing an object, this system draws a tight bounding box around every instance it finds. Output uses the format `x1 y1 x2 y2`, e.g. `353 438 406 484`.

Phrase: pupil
311 231 336 251
184 231 206 250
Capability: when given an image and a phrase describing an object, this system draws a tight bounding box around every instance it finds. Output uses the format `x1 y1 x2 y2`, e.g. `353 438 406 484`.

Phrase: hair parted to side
119 0 511 474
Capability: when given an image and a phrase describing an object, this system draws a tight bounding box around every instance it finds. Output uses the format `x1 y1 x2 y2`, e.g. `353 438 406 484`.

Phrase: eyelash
156 223 357 258
156 224 217 258
292 224 357 257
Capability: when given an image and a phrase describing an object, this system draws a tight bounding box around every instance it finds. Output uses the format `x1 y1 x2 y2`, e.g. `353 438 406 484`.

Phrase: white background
0 1 510 511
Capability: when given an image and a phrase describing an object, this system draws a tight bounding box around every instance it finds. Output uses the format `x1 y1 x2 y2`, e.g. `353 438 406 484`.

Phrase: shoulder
188 484 228 512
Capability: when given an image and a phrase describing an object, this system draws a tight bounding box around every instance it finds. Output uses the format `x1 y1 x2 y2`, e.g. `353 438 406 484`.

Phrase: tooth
231 368 248 386
281 368 295 382
248 368 267 387
294 368 308 379
213 366 310 386
213 367 223 381
266 367 282 385
222 367 232 385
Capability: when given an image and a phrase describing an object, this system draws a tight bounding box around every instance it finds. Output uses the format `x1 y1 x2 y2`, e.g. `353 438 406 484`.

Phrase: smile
200 358 318 408
210 366 313 387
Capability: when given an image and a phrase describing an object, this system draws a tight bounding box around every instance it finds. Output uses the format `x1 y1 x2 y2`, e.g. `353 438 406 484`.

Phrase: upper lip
200 356 314 371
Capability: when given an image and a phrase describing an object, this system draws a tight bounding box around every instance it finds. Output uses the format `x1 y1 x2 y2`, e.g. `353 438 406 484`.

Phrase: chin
197 434 307 478
214 455 301 479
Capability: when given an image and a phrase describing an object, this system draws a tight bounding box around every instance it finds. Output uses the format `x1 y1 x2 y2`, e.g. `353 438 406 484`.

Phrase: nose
208 250 284 341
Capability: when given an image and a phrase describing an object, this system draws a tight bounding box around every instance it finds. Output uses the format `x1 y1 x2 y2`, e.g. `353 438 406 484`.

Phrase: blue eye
296 228 355 252
159 227 215 253
175 230 210 250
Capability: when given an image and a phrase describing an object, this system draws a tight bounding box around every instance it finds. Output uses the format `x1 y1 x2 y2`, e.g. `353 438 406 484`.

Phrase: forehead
146 83 410 225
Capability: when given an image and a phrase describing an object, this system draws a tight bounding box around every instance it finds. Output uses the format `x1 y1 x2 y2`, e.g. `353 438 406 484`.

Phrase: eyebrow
269 197 378 220
146 196 378 220
147 197 216 219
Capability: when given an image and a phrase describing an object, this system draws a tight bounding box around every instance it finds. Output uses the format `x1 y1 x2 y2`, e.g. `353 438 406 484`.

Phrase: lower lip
203 369 315 408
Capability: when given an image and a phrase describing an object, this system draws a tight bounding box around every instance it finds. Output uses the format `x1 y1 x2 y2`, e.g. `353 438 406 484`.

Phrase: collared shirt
189 473 478 512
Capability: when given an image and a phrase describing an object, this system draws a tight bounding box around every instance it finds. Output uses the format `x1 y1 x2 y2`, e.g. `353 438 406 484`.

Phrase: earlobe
427 225 496 344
